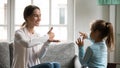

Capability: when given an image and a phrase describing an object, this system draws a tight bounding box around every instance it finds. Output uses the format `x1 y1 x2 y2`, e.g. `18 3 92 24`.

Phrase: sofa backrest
0 42 76 68
40 42 76 68
0 42 10 68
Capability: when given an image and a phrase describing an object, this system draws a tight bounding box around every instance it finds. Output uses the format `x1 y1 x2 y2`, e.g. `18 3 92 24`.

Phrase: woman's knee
30 62 60 68
42 63 54 68
30 63 53 68
52 62 61 68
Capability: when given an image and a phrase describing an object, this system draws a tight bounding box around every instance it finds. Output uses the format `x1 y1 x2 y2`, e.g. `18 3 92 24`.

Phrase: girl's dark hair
22 5 40 27
91 20 115 50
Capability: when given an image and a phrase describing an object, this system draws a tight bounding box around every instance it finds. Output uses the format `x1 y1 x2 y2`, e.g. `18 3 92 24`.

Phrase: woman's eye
33 14 41 17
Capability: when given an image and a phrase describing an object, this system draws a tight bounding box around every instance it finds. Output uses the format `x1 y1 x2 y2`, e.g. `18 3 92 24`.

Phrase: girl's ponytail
105 22 115 50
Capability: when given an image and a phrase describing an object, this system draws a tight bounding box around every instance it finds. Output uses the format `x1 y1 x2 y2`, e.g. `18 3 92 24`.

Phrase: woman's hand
48 27 54 40
47 27 60 42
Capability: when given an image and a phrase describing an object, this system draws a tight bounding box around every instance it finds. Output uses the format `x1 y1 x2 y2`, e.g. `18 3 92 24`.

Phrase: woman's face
27 9 41 27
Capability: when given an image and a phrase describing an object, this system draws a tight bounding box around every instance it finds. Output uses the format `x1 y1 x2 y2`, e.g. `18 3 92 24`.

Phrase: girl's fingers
76 41 78 44
79 32 87 39
79 32 84 36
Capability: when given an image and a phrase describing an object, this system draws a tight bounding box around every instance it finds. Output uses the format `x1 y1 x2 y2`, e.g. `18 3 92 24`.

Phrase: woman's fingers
48 27 53 34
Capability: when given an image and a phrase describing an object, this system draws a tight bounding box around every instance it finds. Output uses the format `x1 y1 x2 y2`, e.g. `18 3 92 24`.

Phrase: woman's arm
14 30 49 48
37 41 50 59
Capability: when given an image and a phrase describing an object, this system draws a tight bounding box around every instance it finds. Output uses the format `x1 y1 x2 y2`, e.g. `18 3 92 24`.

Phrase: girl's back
88 41 107 68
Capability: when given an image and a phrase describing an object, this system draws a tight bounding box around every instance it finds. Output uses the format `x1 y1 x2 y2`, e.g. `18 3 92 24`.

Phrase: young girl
76 20 115 68
12 5 60 68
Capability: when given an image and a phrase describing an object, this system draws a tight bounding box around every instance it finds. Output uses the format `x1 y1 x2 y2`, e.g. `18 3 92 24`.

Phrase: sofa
0 41 81 68
0 42 13 68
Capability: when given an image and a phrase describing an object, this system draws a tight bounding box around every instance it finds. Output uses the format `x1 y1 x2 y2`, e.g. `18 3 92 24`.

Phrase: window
0 0 7 41
0 0 74 42
51 0 67 40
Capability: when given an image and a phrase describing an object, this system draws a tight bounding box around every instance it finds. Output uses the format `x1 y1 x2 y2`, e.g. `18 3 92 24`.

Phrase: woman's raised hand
47 27 60 42
48 27 54 40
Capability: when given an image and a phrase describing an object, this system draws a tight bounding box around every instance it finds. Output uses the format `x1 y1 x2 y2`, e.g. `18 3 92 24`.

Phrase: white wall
116 5 120 68
74 0 109 40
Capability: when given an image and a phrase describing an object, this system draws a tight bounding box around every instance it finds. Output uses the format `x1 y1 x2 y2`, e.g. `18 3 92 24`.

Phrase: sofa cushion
0 42 10 68
40 42 75 68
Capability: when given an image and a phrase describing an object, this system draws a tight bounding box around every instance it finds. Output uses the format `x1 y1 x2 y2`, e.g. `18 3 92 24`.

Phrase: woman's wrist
48 39 60 42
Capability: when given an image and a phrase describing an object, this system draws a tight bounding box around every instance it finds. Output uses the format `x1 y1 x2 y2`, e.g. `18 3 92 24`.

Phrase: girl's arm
79 46 93 67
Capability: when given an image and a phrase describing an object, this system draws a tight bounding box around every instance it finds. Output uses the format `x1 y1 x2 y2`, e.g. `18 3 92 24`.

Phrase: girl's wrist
78 45 84 47
79 45 84 49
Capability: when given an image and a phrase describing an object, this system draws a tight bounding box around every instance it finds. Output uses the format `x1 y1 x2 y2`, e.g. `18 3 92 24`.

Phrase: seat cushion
40 42 75 68
0 42 10 68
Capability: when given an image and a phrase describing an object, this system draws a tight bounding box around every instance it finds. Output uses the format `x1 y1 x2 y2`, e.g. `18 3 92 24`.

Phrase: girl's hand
76 32 86 47
76 38 84 47
79 32 88 39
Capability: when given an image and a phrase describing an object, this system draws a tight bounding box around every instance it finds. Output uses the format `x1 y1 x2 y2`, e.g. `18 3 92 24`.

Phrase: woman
76 20 115 68
12 5 60 68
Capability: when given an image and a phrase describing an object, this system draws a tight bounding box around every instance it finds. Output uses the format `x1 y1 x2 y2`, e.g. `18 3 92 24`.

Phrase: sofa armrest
74 55 81 68
0 42 10 68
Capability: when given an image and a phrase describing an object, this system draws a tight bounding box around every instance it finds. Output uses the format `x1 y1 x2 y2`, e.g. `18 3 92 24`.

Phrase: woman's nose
38 16 41 21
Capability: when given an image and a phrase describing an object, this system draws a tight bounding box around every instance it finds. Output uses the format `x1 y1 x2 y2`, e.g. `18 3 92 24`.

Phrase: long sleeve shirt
12 27 49 68
79 36 107 68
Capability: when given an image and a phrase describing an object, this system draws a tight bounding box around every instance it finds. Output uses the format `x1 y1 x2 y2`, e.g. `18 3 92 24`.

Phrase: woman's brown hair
91 20 115 50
